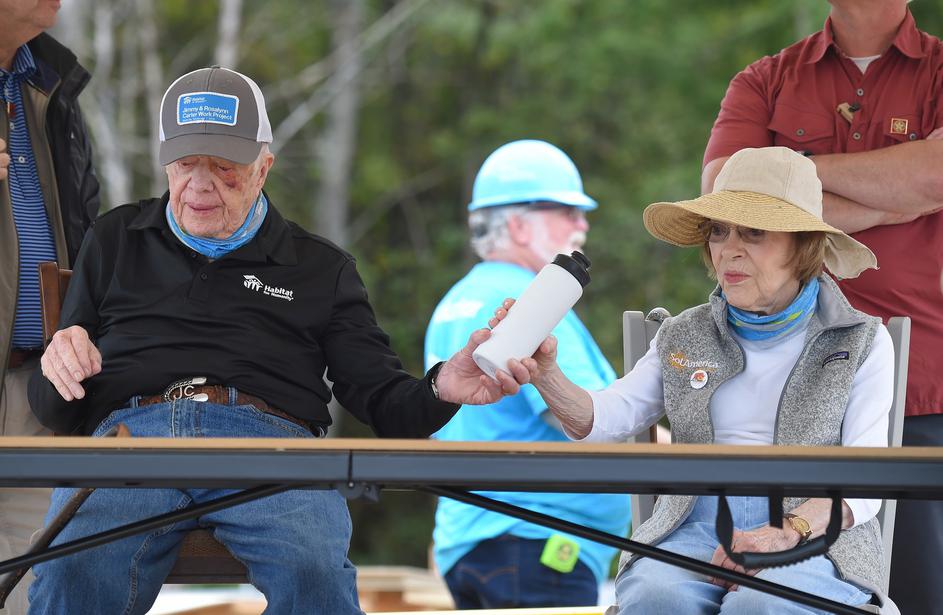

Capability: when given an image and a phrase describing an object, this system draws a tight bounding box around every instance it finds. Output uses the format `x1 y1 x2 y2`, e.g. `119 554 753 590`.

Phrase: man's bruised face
166 150 273 239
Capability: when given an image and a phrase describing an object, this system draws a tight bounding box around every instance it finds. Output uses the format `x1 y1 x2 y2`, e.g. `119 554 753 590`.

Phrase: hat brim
642 190 877 279
159 134 264 166
468 190 597 211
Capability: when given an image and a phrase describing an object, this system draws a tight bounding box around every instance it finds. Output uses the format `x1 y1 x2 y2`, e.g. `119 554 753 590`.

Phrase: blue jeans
444 535 598 609
28 398 362 615
616 496 872 614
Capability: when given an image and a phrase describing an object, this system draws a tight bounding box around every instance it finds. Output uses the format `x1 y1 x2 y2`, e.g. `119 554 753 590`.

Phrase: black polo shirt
29 193 459 436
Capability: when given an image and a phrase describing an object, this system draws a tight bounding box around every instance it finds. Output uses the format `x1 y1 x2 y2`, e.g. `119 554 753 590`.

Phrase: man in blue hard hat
424 140 630 608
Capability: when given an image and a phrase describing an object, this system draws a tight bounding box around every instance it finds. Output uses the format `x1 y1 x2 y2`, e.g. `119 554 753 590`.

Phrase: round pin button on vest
690 369 709 389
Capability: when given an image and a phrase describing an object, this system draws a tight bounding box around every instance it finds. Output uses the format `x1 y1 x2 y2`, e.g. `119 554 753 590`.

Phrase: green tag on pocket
539 534 580 573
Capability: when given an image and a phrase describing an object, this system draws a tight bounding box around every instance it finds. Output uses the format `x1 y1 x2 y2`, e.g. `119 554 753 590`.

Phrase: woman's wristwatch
783 512 813 544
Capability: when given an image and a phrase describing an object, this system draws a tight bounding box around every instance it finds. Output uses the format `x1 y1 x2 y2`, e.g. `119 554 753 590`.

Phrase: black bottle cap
552 251 591 288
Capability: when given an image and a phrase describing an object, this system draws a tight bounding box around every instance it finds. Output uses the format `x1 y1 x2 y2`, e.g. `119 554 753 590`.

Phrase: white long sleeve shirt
582 322 894 527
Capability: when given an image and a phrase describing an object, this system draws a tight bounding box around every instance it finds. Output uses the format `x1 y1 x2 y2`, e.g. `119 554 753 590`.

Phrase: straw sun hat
642 147 877 279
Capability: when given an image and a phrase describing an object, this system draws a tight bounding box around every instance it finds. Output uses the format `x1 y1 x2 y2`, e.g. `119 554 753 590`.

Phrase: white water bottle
473 251 591 379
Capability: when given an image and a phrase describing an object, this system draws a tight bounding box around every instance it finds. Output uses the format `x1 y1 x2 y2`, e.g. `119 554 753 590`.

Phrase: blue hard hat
467 139 598 211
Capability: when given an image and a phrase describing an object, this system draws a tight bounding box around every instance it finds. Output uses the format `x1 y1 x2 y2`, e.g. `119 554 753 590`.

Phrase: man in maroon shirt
702 1 943 611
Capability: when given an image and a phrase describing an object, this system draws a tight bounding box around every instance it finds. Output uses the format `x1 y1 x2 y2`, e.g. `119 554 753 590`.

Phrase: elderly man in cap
424 140 630 609
25 67 526 614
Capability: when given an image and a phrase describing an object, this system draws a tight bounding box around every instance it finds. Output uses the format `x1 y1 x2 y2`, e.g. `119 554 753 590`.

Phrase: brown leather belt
138 381 312 434
8 348 42 369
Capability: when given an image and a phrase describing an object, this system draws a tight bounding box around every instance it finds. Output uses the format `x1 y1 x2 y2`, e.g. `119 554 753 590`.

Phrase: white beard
530 218 587 264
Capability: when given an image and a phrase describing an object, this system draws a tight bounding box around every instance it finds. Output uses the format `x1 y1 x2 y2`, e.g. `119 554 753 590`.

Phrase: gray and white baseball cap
158 66 273 166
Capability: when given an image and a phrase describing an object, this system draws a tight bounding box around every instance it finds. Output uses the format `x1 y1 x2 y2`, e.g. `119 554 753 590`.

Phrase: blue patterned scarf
166 192 268 259
726 277 819 342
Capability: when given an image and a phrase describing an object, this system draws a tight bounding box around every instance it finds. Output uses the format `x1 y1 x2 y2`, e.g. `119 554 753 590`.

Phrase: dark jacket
27 32 100 259
1 33 99 386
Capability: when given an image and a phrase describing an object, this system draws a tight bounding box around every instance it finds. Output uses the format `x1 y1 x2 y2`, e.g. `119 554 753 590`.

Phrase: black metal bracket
423 486 871 615
335 481 380 501
336 450 380 501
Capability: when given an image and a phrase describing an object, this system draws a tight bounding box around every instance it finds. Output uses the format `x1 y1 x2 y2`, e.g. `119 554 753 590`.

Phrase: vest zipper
770 321 869 581
771 324 848 443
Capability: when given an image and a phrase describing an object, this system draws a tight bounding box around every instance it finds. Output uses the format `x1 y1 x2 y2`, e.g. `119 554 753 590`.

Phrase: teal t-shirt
425 261 631 582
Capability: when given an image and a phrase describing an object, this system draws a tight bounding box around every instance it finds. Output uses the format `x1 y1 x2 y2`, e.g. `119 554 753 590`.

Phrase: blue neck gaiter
166 192 268 259
726 277 819 342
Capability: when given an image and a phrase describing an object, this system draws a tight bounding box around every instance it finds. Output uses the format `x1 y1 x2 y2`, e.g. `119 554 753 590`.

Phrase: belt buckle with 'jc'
162 377 209 402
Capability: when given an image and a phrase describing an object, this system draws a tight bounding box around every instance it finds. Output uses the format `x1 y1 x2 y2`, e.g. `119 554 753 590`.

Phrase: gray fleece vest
622 275 886 594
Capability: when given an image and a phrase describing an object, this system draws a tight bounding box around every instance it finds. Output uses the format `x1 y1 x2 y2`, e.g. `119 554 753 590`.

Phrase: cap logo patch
177 92 239 126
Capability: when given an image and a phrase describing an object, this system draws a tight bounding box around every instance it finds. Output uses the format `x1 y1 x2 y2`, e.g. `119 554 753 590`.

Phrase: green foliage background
81 0 943 570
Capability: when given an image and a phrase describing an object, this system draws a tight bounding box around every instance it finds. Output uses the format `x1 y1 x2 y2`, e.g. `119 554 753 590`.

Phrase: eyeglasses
528 205 586 222
699 220 767 244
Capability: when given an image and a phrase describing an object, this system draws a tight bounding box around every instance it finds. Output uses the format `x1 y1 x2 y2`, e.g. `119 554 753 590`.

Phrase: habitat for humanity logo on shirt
243 275 293 301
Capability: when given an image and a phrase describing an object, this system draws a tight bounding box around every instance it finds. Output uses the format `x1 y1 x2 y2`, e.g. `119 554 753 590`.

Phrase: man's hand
40 326 102 401
708 525 801 591
434 328 529 406
0 138 9 182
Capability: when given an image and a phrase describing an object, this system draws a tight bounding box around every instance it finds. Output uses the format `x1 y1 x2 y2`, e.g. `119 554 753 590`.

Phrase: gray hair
468 205 531 259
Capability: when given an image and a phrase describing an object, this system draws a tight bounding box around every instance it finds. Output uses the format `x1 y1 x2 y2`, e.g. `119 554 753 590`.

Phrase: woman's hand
709 498 853 590
487 298 594 436
488 298 560 384
517 336 559 385
711 498 855 591
708 525 801 590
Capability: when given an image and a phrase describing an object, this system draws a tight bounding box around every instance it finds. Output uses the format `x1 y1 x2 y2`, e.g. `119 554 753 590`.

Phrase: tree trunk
317 0 365 436
84 1 131 207
270 0 430 149
50 0 90 57
136 0 165 195
313 0 365 248
214 0 243 68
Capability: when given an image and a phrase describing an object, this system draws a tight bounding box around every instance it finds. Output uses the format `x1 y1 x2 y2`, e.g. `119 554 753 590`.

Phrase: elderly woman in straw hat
491 147 894 613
